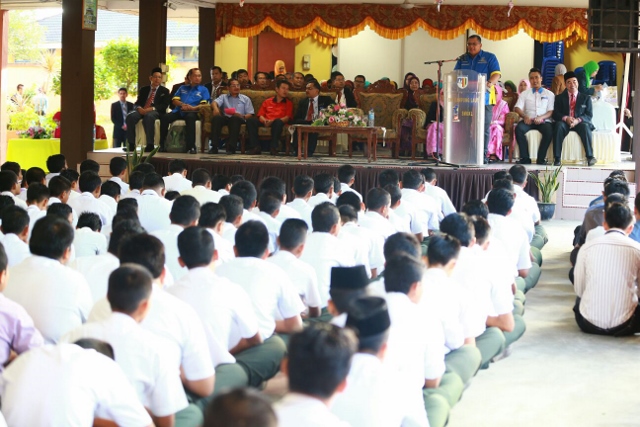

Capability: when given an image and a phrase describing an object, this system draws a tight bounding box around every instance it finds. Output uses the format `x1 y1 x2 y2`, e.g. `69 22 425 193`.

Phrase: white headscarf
555 64 567 76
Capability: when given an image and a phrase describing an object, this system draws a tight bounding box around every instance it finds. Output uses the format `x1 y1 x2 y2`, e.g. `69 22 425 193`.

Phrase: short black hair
26 183 49 204
108 220 145 255
74 339 115 360
420 168 437 182
366 188 390 211
230 174 245 185
306 79 321 91
0 170 18 192
25 167 46 185
29 216 74 260
279 219 308 250
170 195 201 226
178 226 214 268
384 184 402 206
0 240 8 272
354 74 366 81
77 212 102 232
492 178 514 192
468 34 482 43
211 174 230 191
313 173 334 194
339 204 358 223
107 264 153 314
293 175 314 197
332 177 341 195
117 198 138 215
46 154 66 174
311 202 340 232
59 169 79 184
128 171 145 190
230 181 257 210
0 196 15 216
1 206 29 235
508 165 528 184
80 159 100 174
210 66 222 74
287 323 356 399
219 195 244 223
427 234 460 266
378 169 400 187
258 191 281 216
142 173 165 191
48 176 71 198
472 216 491 245
604 179 630 198
337 165 356 184
383 232 421 259
493 170 512 183
259 177 286 199
109 157 128 176
402 169 424 190
605 202 634 230
150 67 163 75
204 388 277 427
487 188 514 216
78 171 102 193
235 220 269 257
1 161 21 177
439 213 475 247
118 234 165 279
166 190 180 200
461 200 488 218
199 202 226 228
191 168 211 187
336 192 362 212
168 159 188 174
276 79 290 89
100 181 121 199
133 162 155 175
529 67 542 76
47 203 72 222
384 254 424 294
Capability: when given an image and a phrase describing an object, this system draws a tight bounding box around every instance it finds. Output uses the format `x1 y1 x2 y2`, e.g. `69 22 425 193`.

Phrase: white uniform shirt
180 185 222 205
339 221 385 276
206 229 235 265
121 189 141 200
307 192 333 209
487 213 532 271
480 240 517 316
98 195 118 219
393 199 425 235
276 393 350 427
151 224 188 281
400 188 441 230
109 176 130 195
275 203 302 224
424 183 456 216
163 173 192 193
0 344 152 427
25 205 46 239
137 189 172 232
286 198 313 229
268 250 322 309
513 185 541 224
4 255 93 343
299 232 357 307
358 211 398 240
340 183 363 201
69 252 120 303
0 234 30 267
168 267 259 365
68 192 113 227
74 227 108 257
216 257 305 339
62 313 187 417
514 87 555 119
0 192 27 210
221 221 237 245
256 211 280 254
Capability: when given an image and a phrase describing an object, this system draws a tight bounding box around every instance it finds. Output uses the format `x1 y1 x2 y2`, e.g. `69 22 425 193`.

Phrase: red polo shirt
257 97 293 122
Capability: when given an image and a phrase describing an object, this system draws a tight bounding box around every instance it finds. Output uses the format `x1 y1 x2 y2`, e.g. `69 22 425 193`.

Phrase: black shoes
247 146 261 155
517 158 531 165
145 145 155 152
536 159 548 165
587 157 597 166
553 158 561 166
208 146 219 154
188 148 196 154
158 146 167 153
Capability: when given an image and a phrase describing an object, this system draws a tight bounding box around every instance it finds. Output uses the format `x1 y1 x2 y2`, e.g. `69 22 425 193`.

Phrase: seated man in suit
254 72 270 89
210 79 255 154
125 67 171 152
205 66 227 100
552 71 597 167
160 67 210 154
330 72 357 108
293 80 334 157
110 88 134 148
246 80 293 156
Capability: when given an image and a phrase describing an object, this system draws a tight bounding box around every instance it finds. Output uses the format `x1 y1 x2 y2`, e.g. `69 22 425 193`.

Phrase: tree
38 50 60 94
8 10 45 63
102 38 139 95
51 56 114 101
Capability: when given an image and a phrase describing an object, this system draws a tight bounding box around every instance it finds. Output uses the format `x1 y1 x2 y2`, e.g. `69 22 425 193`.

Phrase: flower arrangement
311 103 365 127
18 125 52 140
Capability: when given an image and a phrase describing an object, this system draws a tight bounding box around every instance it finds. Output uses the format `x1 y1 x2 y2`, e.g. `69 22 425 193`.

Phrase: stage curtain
215 4 587 44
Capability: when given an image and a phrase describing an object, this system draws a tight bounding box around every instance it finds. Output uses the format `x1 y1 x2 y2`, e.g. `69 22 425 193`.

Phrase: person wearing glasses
209 79 255 154
292 80 334 157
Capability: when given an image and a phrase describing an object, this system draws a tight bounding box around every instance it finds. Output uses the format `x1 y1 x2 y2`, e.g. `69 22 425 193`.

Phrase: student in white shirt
218 194 244 245
0 206 30 267
269 218 322 318
359 187 398 239
74 212 108 257
181 168 221 205
108 157 130 195
286 175 314 229
256 191 281 253
307 173 335 208
24 183 48 240
211 174 232 196
198 202 235 264
216 221 304 339
45 154 67 184
401 169 441 232
121 170 145 200
4 215 93 343
327 265 375 321
259 176 301 223
420 168 456 216
337 164 363 201
509 164 547 249
230 181 264 225
67 171 113 227
99 180 121 219
203 388 277 427
379 170 425 241
137 173 173 232
163 159 193 192
0 170 27 209
151 195 200 281
337 205 380 279
59 168 81 202
0 340 153 427
275 323 356 427
21 167 47 203
47 175 72 206
63 265 190 426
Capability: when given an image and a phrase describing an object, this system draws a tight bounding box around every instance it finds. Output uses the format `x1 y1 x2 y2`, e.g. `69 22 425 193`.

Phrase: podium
443 70 486 165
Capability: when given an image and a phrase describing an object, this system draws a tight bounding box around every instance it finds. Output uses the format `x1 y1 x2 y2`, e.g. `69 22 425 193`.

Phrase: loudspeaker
588 0 640 52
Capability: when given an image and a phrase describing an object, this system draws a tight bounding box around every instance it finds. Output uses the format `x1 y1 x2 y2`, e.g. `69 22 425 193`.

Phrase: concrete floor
448 219 640 427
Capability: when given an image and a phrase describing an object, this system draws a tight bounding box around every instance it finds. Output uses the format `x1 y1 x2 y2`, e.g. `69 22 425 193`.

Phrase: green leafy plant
125 145 159 176
7 107 39 131
102 38 139 96
529 165 562 203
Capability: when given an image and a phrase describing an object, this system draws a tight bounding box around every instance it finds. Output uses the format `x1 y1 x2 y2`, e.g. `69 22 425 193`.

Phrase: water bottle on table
368 108 375 127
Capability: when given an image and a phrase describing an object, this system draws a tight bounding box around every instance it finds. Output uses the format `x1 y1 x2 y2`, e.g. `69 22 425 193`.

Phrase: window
169 46 198 62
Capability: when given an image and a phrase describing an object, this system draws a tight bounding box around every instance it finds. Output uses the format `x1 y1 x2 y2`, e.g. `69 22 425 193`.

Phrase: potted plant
125 145 159 176
529 165 562 220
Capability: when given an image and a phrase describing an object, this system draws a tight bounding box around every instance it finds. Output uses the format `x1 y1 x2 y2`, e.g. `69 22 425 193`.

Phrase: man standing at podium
454 35 501 164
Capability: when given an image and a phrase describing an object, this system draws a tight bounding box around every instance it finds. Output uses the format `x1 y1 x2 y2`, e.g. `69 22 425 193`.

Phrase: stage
87 148 636 219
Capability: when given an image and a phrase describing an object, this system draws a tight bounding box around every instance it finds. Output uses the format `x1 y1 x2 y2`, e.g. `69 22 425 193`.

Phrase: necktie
144 87 157 108
570 93 576 118
306 99 314 121
121 102 127 121
337 91 343 105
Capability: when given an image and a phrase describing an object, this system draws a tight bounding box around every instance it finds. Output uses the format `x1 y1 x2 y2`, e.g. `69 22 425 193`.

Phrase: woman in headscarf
274 60 286 78
486 84 510 162
551 64 567 95
576 60 603 96
517 78 530 94
425 87 445 158
403 72 417 90
399 76 421 156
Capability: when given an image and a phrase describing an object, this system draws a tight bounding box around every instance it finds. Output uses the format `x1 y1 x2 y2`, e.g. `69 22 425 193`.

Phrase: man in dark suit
293 79 334 156
204 66 227 99
552 71 597 167
125 67 172 152
330 72 357 108
110 88 134 148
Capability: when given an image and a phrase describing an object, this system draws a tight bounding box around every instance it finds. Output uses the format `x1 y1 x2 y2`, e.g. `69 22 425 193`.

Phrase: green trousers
503 314 526 348
513 299 525 317
422 393 449 427
306 307 334 324
423 372 464 427
534 224 548 245
515 277 526 294
476 326 505 369
524 263 541 293
530 246 543 266
444 345 481 386
175 403 204 427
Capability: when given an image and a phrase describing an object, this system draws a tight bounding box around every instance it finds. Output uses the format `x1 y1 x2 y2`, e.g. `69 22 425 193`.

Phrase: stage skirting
150 158 539 211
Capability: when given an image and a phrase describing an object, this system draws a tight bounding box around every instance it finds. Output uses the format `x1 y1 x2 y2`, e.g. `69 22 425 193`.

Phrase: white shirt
358 211 397 239
151 224 188 281
62 313 187 417
487 213 532 271
0 344 152 427
98 195 118 219
575 230 640 329
300 232 357 307
122 189 141 200
0 192 27 210
400 188 441 230
307 192 333 209
276 393 351 427
74 227 108 257
0 234 30 267
286 198 313 229
339 221 385 276
206 228 235 265
513 184 541 223
256 211 280 254
393 199 425 235
69 252 120 303
109 176 130 195
137 189 172 232
221 221 237 245
268 250 322 309
216 257 305 339
180 185 221 205
424 183 456 216
515 87 555 119
168 267 259 365
340 183 363 201
241 208 266 225
275 203 302 224
67 192 113 227
4 255 93 343
163 173 192 193
45 172 60 185
25 205 46 240
89 284 215 383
